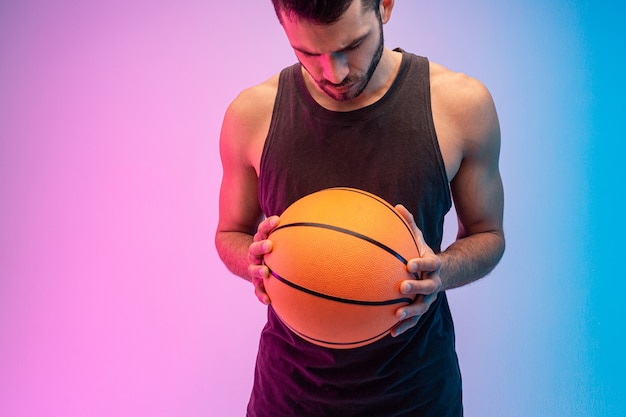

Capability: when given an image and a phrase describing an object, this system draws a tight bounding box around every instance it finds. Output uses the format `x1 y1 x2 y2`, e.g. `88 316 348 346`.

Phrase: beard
308 21 385 102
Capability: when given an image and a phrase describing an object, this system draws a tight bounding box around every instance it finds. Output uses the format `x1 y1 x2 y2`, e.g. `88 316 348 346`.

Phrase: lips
318 77 365 101
332 83 354 92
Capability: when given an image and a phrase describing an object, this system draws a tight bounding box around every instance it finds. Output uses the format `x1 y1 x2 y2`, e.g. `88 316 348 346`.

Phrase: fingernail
403 283 412 294
399 311 407 320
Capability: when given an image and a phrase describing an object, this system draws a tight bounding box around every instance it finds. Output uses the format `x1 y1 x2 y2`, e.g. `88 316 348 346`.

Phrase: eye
297 50 320 58
347 40 363 51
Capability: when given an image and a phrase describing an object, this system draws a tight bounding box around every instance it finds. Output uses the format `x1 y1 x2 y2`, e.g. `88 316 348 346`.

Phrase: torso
249 53 461 416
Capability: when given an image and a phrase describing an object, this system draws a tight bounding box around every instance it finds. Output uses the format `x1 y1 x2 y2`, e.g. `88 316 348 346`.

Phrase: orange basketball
263 187 420 349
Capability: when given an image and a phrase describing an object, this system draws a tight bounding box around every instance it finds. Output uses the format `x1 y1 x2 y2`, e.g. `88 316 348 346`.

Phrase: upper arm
449 77 504 239
216 81 276 237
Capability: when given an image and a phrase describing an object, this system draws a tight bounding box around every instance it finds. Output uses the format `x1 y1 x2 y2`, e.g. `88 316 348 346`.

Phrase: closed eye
345 40 363 51
291 33 368 58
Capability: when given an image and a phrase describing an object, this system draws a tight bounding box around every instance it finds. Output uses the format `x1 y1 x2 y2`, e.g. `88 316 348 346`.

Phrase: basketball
262 187 420 349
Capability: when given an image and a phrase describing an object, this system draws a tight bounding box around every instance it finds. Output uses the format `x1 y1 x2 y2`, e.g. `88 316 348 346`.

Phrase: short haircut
271 0 382 25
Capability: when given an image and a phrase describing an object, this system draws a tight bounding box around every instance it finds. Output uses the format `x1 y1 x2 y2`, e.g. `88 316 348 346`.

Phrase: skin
215 0 505 337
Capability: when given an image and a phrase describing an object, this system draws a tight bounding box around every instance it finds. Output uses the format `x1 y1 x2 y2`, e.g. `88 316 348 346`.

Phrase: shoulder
429 61 500 159
222 73 281 140
219 73 281 167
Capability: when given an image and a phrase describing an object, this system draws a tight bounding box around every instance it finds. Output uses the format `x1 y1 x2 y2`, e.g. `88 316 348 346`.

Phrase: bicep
450 87 504 239
216 79 278 239
216 103 265 237
451 157 503 239
217 162 264 237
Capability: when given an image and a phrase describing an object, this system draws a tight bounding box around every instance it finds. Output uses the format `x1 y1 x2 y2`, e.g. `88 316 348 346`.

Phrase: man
215 0 505 415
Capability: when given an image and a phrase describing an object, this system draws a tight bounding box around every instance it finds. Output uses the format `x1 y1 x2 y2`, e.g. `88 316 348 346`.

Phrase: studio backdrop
1 1 624 416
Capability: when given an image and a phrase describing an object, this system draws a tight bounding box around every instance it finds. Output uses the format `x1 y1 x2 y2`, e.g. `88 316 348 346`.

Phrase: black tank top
251 51 462 417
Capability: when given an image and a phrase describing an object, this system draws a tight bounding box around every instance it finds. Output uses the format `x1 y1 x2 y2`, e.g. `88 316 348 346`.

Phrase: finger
252 274 271 305
395 204 427 256
248 240 273 263
400 276 438 296
249 261 269 277
395 204 415 226
393 292 439 337
391 315 419 337
396 295 432 321
395 204 426 237
255 216 279 241
407 255 440 275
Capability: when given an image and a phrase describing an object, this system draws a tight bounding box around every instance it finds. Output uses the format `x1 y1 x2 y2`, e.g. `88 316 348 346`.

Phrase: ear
379 0 395 24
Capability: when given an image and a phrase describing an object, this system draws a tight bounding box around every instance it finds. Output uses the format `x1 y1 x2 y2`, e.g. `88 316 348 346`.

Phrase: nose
321 53 349 85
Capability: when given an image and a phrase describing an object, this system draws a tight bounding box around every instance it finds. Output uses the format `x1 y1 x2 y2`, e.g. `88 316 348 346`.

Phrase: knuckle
249 264 262 278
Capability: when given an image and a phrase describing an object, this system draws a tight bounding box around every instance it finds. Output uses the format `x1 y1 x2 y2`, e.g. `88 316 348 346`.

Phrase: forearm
438 230 505 290
215 230 254 282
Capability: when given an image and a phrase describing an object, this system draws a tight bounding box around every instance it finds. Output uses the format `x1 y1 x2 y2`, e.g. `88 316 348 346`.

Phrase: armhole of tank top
421 57 453 211
258 66 291 214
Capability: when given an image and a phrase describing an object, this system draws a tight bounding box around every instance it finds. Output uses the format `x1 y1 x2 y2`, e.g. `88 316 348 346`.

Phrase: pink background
1 1 624 416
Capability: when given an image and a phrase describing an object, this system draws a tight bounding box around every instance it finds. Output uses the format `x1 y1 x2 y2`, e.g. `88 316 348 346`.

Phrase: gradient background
1 1 624 416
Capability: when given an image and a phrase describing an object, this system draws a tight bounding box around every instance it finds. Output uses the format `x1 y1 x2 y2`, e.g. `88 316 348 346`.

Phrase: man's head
273 0 394 102
271 0 382 25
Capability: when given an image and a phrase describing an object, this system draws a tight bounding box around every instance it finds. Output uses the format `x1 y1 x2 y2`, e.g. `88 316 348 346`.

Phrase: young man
215 0 505 415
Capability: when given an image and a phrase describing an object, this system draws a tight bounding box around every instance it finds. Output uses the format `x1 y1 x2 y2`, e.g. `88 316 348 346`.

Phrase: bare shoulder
227 74 280 123
220 74 281 170
430 62 499 140
429 61 500 168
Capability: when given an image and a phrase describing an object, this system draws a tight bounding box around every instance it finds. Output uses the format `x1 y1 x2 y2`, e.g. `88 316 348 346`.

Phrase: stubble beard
311 22 385 102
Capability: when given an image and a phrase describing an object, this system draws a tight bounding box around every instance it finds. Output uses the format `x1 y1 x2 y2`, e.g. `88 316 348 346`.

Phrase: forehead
280 0 377 54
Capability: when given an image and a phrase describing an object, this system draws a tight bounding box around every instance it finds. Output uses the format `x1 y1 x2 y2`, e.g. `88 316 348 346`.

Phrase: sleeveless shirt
251 51 462 417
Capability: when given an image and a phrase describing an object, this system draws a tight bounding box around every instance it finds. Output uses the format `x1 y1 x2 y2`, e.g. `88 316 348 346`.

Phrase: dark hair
271 0 381 25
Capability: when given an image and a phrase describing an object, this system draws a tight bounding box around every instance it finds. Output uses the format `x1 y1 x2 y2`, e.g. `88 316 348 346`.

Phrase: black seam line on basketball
283 319 395 347
273 222 410 265
332 187 420 252
267 268 414 306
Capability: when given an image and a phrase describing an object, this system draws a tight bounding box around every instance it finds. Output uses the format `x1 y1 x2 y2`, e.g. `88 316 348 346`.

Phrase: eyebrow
292 32 369 56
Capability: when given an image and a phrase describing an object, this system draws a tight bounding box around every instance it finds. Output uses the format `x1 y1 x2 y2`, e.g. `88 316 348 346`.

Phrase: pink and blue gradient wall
1 1 624 416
